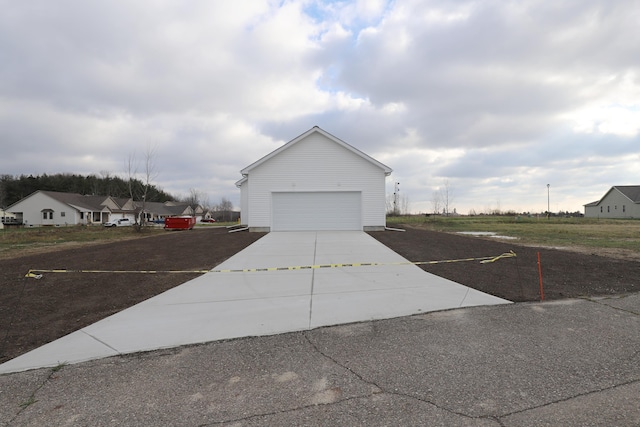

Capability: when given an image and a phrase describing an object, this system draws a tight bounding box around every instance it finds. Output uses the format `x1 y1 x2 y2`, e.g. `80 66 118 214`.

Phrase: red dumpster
164 216 196 230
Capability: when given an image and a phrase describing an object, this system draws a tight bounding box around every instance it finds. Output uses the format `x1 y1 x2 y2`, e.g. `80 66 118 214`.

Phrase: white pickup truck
103 218 133 227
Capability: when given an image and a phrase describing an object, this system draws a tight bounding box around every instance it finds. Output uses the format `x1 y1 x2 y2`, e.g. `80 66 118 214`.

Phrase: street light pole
547 184 550 219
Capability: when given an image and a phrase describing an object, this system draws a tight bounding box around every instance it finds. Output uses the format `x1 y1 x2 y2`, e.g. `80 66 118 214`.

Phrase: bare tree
213 197 233 222
124 144 158 229
386 193 410 216
200 193 211 216
184 188 202 218
439 179 454 216
124 151 138 204
220 197 233 222
399 194 410 215
431 190 442 215
385 194 394 215
140 145 158 225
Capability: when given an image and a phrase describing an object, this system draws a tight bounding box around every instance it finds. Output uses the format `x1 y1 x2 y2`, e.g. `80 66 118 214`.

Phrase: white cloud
1 0 639 214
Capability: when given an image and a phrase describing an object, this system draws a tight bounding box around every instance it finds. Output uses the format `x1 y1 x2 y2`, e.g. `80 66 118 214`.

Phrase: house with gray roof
6 190 199 227
6 191 119 226
584 185 640 218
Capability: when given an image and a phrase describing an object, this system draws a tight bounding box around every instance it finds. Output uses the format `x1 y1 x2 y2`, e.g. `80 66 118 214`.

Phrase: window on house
600 206 603 213
61 212 65 217
623 205 626 212
615 205 617 210
607 206 610 212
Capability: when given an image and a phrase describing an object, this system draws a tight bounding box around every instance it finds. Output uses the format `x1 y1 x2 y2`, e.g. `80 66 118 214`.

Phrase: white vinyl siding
272 192 361 231
245 132 387 230
238 179 248 225
8 192 78 226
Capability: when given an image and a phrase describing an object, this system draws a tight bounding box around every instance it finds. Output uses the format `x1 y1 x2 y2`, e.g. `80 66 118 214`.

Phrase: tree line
0 173 175 208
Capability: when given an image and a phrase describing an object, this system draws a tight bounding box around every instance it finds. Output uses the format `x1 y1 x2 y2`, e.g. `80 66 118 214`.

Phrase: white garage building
236 127 392 232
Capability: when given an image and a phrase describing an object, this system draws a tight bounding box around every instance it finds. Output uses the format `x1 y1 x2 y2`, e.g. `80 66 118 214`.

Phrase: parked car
201 218 216 223
103 218 133 227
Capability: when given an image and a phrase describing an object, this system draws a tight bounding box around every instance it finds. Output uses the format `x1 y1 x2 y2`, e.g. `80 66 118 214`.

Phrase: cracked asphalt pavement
2 293 639 426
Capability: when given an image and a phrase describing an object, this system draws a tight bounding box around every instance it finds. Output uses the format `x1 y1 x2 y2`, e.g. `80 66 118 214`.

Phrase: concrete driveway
0 231 508 374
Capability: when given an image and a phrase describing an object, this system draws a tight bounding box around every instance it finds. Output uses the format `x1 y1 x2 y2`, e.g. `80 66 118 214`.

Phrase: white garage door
272 192 362 231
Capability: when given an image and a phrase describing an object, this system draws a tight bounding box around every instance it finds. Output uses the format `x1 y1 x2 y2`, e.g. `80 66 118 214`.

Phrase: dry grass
0 222 240 259
3 218 640 261
0 225 165 259
387 215 640 260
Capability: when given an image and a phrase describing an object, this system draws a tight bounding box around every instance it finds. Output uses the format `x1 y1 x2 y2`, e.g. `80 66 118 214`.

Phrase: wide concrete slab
0 231 508 374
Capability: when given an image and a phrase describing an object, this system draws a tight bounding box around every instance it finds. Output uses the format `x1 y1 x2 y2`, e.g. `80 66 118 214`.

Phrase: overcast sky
1 0 638 214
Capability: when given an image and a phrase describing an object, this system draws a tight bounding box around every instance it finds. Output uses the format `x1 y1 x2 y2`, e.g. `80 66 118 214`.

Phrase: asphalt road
2 292 639 426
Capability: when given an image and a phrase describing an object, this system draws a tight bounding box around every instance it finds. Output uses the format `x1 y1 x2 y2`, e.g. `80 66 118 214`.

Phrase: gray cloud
1 0 638 214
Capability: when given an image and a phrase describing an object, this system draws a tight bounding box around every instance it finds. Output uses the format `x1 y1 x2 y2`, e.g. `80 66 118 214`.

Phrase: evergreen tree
0 173 175 207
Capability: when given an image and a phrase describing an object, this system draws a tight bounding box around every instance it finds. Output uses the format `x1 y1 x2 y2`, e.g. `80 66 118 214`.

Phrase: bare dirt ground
0 228 265 364
370 225 640 302
1 226 638 364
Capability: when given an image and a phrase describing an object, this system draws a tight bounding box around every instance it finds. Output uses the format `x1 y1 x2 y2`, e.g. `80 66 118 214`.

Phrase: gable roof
38 191 112 212
585 185 640 206
135 201 194 216
615 185 640 203
239 126 393 176
7 190 193 217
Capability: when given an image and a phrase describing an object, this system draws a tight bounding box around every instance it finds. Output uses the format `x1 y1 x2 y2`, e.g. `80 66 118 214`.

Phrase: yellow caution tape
24 251 516 279
25 269 211 279
478 250 518 264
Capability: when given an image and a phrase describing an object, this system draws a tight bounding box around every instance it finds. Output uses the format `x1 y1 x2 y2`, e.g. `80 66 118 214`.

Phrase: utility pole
394 182 400 215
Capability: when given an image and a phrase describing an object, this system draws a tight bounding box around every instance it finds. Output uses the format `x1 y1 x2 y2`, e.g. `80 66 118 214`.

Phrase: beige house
584 186 640 218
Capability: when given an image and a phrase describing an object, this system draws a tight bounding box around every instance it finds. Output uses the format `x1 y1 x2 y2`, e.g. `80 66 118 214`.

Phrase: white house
6 191 118 226
6 190 203 227
0 208 17 229
236 126 392 232
584 185 640 218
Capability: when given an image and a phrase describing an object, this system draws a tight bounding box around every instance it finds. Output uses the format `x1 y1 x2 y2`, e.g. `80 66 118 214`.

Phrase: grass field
386 215 640 255
0 226 161 258
2 217 639 259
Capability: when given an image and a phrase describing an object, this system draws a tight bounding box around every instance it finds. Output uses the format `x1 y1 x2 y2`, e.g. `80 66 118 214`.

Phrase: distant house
236 126 392 232
6 190 199 227
6 191 120 226
138 201 202 222
584 186 640 218
0 208 17 229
